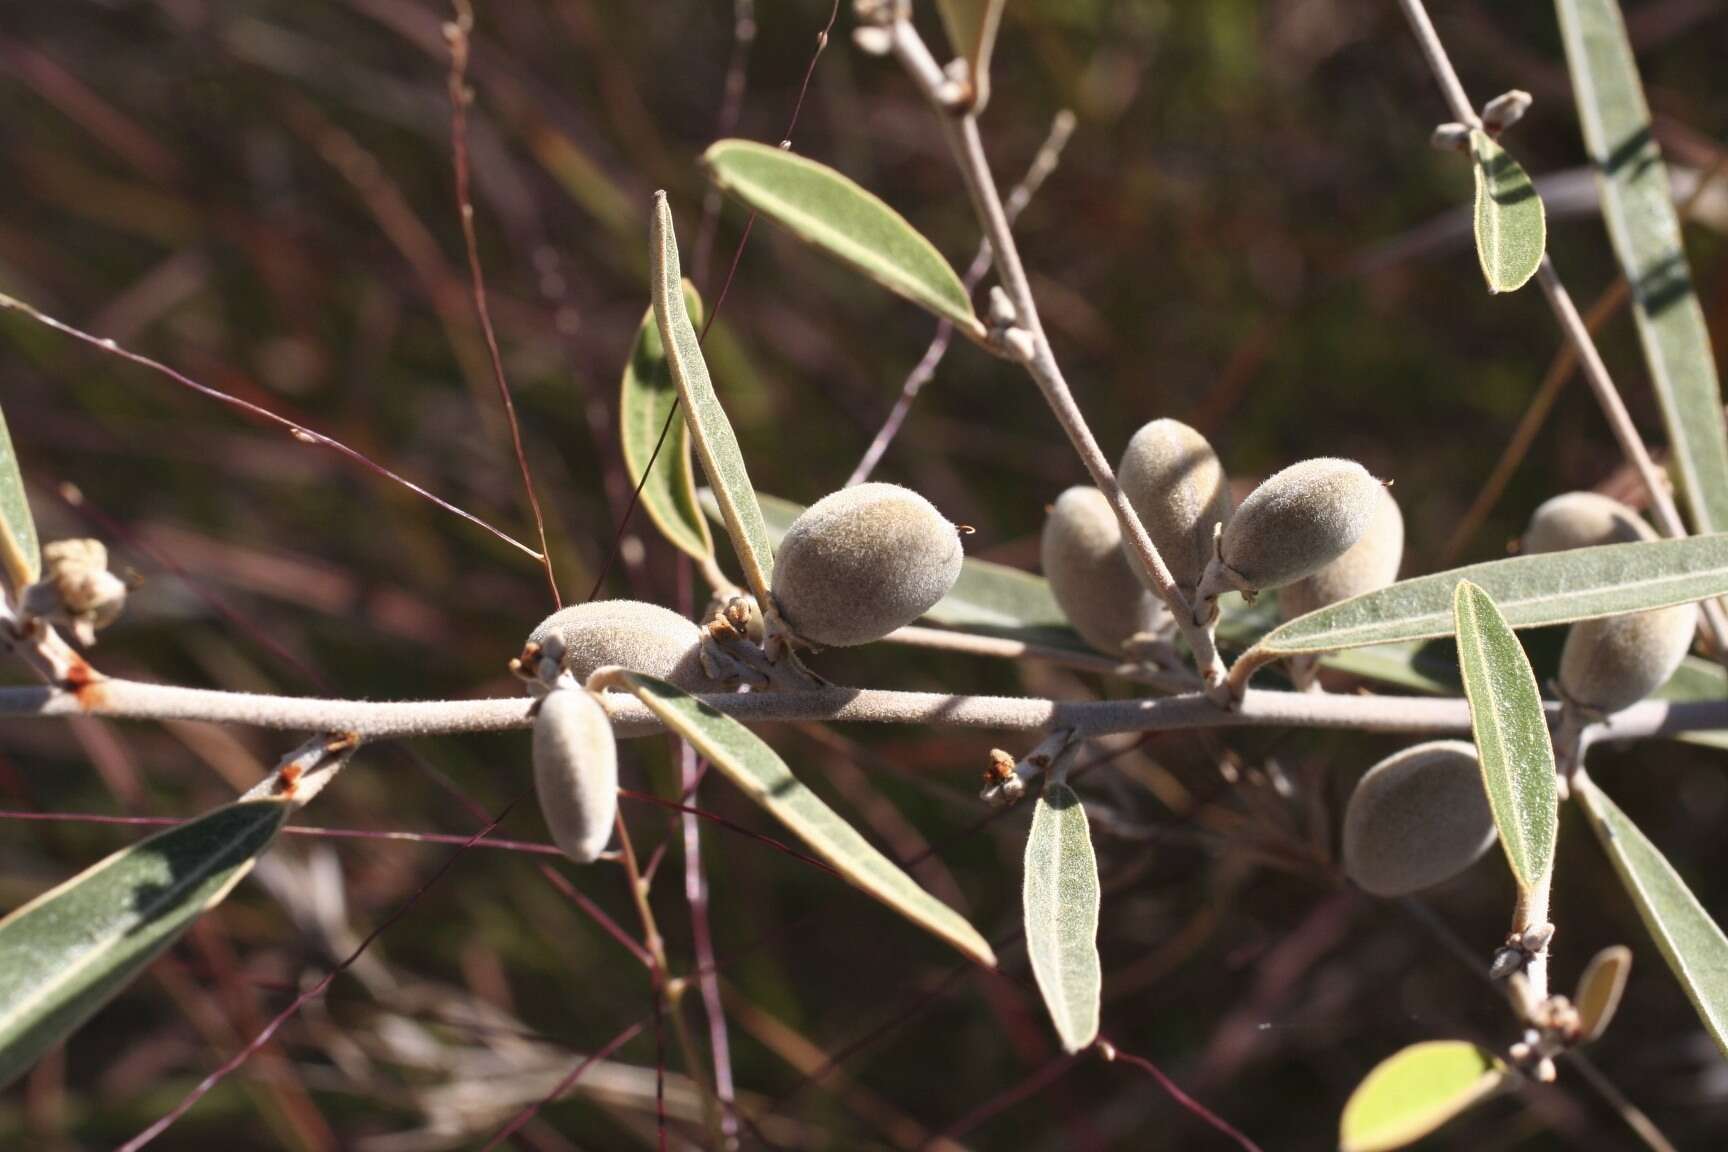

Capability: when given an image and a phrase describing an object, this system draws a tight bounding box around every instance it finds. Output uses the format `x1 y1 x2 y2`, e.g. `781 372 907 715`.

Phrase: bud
1209 458 1382 595
1280 484 1404 620
1558 603 1697 714
1117 418 1232 595
527 600 718 691
533 687 618 864
1343 741 1496 897
1041 486 1168 656
1522 491 1654 555
772 482 963 648
19 538 127 646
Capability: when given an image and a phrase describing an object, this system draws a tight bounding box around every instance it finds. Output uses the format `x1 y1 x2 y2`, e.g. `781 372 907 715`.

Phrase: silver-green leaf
1023 782 1100 1053
1556 0 1728 533
701 140 982 335
1470 130 1545 293
933 0 1006 112
0 406 40 593
590 668 996 967
1340 1041 1505 1152
1576 772 1728 1057
652 193 775 603
0 800 289 1088
1452 581 1558 895
620 281 715 566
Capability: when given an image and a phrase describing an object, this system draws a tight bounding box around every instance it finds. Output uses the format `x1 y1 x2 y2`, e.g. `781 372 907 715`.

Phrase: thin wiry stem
446 2 561 606
681 740 740 1148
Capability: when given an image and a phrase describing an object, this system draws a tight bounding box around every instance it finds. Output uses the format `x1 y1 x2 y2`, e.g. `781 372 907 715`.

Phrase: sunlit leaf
1340 1041 1505 1152
1452 581 1558 895
0 801 288 1088
933 0 1006 111
701 140 981 333
1023 782 1099 1053
651 193 775 603
1576 773 1728 1057
0 406 40 593
1575 944 1633 1044
1556 0 1728 533
620 281 714 565
1469 130 1545 293
591 668 996 967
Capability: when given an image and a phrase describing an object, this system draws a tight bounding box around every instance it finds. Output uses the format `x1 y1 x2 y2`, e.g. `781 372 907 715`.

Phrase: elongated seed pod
1041 486 1169 655
1213 458 1382 593
1343 741 1496 897
1558 603 1697 714
528 600 717 690
533 687 618 864
1117 419 1232 594
772 482 963 648
1280 484 1404 620
1523 491 1655 555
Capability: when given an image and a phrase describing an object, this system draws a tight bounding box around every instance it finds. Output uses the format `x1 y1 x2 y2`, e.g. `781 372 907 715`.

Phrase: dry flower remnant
19 539 128 646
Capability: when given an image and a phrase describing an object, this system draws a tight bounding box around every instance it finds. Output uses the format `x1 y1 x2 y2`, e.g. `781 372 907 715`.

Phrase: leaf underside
1023 782 1101 1052
620 282 714 565
0 406 40 592
1470 129 1546 293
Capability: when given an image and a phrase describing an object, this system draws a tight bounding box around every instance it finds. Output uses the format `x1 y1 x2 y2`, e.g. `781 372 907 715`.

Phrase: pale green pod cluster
1041 486 1167 655
1117 418 1232 594
1342 741 1496 897
1212 458 1382 594
527 600 717 691
1522 491 1655 555
533 687 619 864
1280 484 1404 621
1558 603 1697 714
772 482 963 648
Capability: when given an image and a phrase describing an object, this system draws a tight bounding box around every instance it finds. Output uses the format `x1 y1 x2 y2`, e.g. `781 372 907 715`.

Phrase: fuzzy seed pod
1117 419 1232 594
1041 486 1168 655
1343 741 1496 897
533 687 618 864
1212 458 1382 594
1523 492 1655 555
1280 484 1404 620
1558 603 1697 714
527 600 717 691
771 482 963 648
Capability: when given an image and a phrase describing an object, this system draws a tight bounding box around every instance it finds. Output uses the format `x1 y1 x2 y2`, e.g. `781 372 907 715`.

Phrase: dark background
2 1 1728 1148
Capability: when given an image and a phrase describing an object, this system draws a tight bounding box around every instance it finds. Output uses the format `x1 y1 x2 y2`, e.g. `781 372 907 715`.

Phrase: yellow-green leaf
933 0 1006 111
1023 782 1099 1053
0 406 40 593
0 801 289 1088
1470 130 1545 293
1576 773 1728 1056
701 140 981 334
591 668 995 967
651 193 774 603
1340 1041 1505 1152
1453 581 1558 895
620 281 714 565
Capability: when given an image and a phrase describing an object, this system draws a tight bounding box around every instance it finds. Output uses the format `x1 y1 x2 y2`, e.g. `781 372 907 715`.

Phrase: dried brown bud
1040 486 1168 656
771 483 963 648
19 538 127 645
1117 419 1232 595
1342 740 1497 897
533 687 618 864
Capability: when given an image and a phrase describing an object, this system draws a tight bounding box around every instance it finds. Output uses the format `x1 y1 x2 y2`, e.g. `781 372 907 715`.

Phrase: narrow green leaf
1250 535 1728 659
0 801 288 1087
701 140 981 334
1453 581 1558 894
1576 773 1728 1056
1556 0 1728 533
651 193 775 603
620 282 714 565
1023 782 1100 1053
595 669 996 967
933 0 1007 111
1469 130 1545 293
0 407 40 592
1340 1041 1505 1152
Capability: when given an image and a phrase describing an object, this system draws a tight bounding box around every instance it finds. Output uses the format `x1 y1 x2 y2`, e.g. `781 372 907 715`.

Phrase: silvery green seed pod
1523 491 1655 555
1117 419 1232 594
1041 486 1168 656
772 482 963 648
533 687 618 864
1280 484 1404 620
1558 603 1697 714
1213 458 1382 593
527 600 717 691
1343 740 1496 897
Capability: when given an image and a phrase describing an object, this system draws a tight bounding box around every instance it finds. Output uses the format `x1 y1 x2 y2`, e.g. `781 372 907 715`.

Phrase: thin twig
1098 1038 1266 1152
446 2 562 606
694 0 757 293
682 740 740 1148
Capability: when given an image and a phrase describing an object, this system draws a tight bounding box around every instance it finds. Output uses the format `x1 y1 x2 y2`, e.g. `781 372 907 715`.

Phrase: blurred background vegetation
3 0 1728 1148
